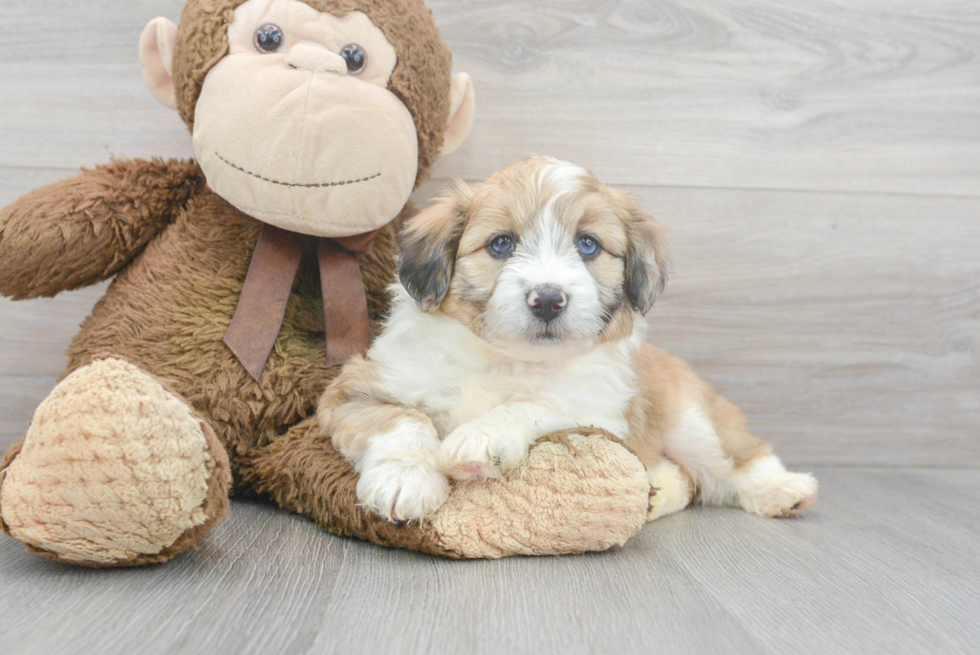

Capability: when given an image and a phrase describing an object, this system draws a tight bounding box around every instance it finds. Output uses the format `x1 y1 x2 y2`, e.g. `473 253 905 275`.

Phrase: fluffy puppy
319 157 818 523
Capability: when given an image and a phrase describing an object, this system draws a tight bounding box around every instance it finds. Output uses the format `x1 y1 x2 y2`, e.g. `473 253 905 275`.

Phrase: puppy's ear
624 197 670 315
398 179 473 310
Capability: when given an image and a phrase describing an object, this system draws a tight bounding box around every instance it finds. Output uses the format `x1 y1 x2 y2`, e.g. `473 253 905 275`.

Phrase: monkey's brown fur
0 0 651 566
0 175 464 565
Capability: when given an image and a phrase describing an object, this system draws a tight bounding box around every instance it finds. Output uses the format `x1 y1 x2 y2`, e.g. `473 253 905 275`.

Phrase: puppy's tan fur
626 346 771 470
322 157 818 523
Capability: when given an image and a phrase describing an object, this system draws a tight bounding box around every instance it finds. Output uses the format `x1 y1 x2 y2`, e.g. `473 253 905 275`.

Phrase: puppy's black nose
527 285 568 323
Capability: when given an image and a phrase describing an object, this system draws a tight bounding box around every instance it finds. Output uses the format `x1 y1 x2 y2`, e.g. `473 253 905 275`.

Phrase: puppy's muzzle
527 285 568 323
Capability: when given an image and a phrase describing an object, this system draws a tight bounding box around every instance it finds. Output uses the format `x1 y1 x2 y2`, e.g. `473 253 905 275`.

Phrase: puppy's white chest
535 356 637 438
428 350 635 438
371 292 639 439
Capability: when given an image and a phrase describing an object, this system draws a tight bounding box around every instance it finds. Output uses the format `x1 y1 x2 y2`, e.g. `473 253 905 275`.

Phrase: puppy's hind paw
740 471 818 518
356 459 450 523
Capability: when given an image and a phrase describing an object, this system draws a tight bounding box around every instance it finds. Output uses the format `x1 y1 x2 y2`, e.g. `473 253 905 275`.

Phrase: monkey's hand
0 158 204 299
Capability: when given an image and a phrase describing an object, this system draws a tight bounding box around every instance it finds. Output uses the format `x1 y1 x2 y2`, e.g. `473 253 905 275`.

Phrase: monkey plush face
194 0 418 236
140 0 475 238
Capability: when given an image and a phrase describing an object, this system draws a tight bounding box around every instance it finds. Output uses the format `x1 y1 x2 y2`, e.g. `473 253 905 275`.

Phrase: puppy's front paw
436 423 528 482
356 460 450 523
740 471 819 518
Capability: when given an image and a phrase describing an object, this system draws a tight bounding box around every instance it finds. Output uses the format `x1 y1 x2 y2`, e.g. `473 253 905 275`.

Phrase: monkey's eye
576 235 600 259
340 44 368 75
254 24 285 53
488 234 515 259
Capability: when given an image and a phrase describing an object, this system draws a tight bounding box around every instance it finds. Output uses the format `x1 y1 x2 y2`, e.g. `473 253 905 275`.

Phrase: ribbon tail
224 224 306 382
318 240 371 367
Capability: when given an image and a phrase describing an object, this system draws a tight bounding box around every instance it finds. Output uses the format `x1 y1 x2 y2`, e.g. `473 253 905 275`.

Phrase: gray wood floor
1 1 978 654
2 468 978 655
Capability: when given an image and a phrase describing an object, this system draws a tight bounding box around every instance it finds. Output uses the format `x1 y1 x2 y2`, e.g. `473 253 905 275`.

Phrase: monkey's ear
440 73 476 158
624 198 670 315
397 180 473 310
140 18 179 110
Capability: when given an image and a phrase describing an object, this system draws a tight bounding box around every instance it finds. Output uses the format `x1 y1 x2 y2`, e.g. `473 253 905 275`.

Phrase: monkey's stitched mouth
214 152 381 189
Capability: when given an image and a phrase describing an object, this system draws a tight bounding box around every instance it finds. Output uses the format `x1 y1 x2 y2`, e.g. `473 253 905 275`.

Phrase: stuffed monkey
0 0 651 567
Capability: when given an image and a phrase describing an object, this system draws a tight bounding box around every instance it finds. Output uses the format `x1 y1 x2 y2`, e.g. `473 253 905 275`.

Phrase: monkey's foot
0 358 230 567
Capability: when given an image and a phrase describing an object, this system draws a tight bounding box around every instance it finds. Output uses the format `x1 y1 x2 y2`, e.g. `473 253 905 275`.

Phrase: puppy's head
398 157 669 358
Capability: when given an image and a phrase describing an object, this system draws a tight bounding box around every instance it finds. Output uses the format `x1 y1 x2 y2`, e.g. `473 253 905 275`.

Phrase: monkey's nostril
285 45 348 75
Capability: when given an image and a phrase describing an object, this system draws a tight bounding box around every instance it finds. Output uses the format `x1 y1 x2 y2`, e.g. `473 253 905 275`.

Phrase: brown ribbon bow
224 223 378 381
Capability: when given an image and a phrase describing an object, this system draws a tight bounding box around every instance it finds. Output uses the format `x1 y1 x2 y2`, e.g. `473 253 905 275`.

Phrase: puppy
319 157 818 523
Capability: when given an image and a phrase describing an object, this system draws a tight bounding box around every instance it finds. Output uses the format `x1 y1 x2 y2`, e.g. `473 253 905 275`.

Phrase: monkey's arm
0 158 205 299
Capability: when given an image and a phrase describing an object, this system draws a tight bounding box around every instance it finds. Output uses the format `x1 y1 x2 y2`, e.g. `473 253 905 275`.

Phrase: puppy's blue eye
488 234 515 258
577 235 600 258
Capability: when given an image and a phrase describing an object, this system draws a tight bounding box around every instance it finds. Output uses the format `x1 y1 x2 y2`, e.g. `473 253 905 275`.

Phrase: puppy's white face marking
411 156 656 362
538 157 587 191
482 184 606 352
